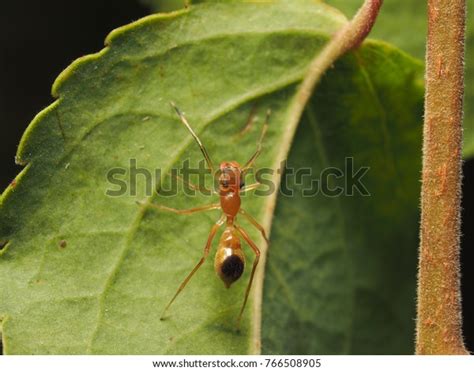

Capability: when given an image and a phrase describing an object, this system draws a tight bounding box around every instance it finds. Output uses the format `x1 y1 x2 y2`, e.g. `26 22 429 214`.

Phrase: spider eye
221 180 229 188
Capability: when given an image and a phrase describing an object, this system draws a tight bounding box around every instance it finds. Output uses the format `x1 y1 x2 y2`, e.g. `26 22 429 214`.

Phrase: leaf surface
262 44 423 354
0 2 423 354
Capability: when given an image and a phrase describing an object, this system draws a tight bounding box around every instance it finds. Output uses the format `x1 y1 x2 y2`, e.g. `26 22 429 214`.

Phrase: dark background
0 0 472 354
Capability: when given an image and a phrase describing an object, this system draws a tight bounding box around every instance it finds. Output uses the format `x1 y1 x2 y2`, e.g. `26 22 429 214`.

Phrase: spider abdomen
214 228 245 288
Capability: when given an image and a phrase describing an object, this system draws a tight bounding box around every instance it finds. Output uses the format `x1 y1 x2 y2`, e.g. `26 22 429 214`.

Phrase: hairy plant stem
251 0 383 353
416 0 468 355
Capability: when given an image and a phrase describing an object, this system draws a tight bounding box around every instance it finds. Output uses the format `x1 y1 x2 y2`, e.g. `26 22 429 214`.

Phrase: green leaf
262 43 423 355
0 2 423 354
325 0 474 157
